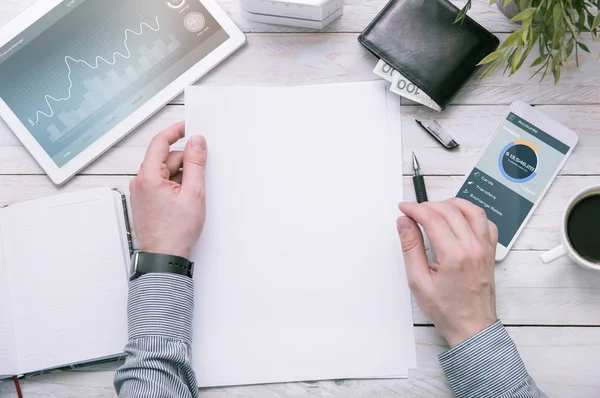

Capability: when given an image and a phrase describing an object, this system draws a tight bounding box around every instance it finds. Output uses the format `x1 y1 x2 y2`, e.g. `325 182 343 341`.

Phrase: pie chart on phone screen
498 140 539 183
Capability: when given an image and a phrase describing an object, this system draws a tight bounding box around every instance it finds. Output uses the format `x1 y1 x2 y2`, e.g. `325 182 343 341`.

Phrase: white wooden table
1 0 600 396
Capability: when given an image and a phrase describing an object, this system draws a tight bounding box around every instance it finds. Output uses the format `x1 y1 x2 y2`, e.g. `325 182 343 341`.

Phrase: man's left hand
129 122 207 259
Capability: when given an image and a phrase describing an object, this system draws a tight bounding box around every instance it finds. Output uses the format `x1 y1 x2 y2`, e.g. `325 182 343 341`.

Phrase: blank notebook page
0 233 17 376
186 82 413 387
1 189 130 374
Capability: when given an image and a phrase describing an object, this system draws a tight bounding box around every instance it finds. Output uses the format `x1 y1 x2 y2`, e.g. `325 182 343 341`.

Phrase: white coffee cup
540 185 600 271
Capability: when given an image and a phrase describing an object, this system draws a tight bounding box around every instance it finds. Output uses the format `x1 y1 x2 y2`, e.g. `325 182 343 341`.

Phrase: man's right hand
397 198 499 348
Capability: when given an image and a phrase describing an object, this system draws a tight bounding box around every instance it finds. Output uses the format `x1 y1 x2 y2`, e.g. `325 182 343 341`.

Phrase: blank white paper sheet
185 82 415 387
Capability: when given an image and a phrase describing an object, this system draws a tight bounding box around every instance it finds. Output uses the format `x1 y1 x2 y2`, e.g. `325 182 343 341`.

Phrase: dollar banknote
373 59 442 112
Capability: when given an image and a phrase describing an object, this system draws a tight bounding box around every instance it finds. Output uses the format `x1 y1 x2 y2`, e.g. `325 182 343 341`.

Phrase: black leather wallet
358 0 499 110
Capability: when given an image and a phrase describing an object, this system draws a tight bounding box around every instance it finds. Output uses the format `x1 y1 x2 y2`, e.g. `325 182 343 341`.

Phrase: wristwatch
129 251 194 281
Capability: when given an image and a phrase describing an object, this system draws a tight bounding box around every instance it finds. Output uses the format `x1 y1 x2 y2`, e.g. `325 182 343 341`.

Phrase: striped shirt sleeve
114 273 199 398
438 321 547 398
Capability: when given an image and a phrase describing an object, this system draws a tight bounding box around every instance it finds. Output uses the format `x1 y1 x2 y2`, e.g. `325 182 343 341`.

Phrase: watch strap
130 252 194 281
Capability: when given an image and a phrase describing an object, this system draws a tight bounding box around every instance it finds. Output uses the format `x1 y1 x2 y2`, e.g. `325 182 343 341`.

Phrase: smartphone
456 101 579 261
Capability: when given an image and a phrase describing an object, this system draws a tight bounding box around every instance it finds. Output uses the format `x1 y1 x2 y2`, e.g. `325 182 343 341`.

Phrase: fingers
425 202 478 244
488 221 499 247
447 198 491 246
142 122 185 174
399 202 458 254
171 171 183 185
165 151 184 177
181 135 207 197
397 216 431 292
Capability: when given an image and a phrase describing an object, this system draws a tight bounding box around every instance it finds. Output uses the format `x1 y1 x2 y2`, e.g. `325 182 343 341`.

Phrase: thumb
397 216 431 292
181 135 207 197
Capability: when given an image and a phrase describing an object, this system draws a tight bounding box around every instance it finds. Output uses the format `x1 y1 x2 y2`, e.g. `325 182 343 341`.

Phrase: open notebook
0 188 131 378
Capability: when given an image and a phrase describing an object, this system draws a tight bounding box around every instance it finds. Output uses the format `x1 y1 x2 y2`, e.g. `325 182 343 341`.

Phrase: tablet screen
0 0 229 167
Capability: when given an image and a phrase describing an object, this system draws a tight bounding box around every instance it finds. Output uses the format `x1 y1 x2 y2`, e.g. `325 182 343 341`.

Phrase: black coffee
567 194 600 262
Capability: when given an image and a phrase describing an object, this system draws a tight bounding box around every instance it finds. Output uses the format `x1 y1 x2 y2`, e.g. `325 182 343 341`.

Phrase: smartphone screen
456 112 571 248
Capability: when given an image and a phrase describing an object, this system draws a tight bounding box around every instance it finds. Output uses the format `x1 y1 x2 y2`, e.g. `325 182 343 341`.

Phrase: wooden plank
1 326 598 397
1 175 599 326
2 104 600 174
0 0 518 34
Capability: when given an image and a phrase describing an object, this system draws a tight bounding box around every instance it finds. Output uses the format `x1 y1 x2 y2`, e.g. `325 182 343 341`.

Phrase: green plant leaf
576 9 585 30
552 28 563 49
538 32 546 55
532 23 543 44
593 12 600 31
454 7 468 23
552 53 562 69
531 57 550 81
552 66 561 84
563 11 577 36
530 56 546 67
543 17 554 39
521 20 531 43
480 63 496 79
499 30 522 50
477 50 503 65
476 0 588 83
454 0 471 23
553 3 563 27
511 7 537 23
516 43 535 69
511 44 523 73
566 38 575 57
577 41 591 52
543 3 554 25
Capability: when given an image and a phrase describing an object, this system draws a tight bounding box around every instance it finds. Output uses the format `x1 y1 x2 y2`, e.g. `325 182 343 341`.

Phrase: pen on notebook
411 152 436 264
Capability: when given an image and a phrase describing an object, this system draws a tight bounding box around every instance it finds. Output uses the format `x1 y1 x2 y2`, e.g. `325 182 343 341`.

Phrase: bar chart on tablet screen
0 0 228 167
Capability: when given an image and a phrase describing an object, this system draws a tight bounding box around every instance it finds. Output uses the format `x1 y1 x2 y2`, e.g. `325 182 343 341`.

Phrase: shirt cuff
438 321 529 398
127 273 194 345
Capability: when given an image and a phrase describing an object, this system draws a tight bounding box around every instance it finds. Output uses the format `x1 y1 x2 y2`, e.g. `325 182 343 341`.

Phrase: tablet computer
0 0 245 185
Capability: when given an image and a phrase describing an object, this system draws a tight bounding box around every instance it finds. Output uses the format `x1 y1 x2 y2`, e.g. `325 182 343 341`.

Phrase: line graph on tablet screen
0 0 229 167
33 17 162 123
0 0 187 150
28 17 181 143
